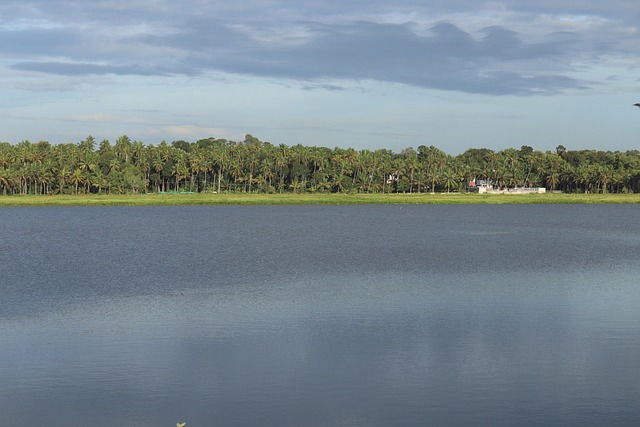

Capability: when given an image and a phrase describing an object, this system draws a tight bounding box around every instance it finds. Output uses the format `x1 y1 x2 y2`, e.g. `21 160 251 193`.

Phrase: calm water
1 205 639 426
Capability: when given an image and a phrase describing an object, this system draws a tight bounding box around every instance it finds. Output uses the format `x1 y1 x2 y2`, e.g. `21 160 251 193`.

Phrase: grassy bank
1 192 640 206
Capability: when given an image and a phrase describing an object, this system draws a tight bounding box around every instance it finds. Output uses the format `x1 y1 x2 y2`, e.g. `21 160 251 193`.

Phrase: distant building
468 178 545 194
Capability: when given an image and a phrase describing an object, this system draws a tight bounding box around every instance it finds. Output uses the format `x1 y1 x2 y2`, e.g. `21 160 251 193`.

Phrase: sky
1 0 640 154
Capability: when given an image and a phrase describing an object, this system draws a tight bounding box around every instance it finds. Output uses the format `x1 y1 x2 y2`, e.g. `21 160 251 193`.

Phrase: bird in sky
635 103 640 107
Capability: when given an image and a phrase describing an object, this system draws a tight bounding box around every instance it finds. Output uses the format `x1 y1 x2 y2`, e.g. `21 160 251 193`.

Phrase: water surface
1 205 639 426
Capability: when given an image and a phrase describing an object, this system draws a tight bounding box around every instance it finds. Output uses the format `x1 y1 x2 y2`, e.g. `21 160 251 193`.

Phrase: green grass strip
2 192 640 206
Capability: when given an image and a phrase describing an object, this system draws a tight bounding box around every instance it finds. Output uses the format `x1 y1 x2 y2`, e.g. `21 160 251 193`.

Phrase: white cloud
2 0 638 95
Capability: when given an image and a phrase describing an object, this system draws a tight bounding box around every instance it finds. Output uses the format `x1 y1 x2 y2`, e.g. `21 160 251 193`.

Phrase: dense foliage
1 135 640 195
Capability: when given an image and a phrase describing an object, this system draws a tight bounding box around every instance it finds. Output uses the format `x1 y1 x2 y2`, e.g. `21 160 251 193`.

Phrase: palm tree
91 170 107 194
70 168 84 194
442 169 456 193
289 178 304 193
196 152 212 192
0 168 12 195
504 172 517 189
109 158 121 174
136 150 152 193
79 135 96 153
545 173 559 191
172 151 188 191
114 135 133 164
260 158 276 192
405 153 419 193
559 164 575 193
213 145 230 193
131 141 145 164
427 170 440 194
275 145 290 193
246 148 260 193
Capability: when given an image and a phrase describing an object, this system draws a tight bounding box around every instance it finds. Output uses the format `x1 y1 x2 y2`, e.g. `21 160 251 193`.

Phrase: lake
1 204 639 426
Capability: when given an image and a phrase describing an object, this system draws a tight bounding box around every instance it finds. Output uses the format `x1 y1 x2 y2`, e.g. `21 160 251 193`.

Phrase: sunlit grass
1 192 640 206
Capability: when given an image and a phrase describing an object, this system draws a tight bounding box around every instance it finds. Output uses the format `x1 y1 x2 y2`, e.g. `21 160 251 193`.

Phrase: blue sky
1 0 639 154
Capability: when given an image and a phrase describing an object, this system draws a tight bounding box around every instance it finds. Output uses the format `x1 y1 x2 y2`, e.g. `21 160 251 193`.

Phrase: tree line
1 134 640 195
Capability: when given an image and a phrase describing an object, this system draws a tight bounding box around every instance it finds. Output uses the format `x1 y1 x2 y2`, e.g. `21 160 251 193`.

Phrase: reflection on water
1 205 640 426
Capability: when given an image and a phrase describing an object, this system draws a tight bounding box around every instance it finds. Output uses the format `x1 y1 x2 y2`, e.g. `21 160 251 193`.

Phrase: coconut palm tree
70 168 84 194
427 169 440 194
546 173 560 191
442 169 456 193
0 168 12 195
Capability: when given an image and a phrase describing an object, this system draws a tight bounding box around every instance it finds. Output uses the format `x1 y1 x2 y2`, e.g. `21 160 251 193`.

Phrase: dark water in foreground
1 205 639 426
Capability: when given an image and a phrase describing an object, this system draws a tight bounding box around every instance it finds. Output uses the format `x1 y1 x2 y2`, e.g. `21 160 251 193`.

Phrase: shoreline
2 193 640 206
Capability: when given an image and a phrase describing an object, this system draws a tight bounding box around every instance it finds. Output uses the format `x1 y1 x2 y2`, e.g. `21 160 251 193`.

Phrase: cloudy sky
1 0 639 154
